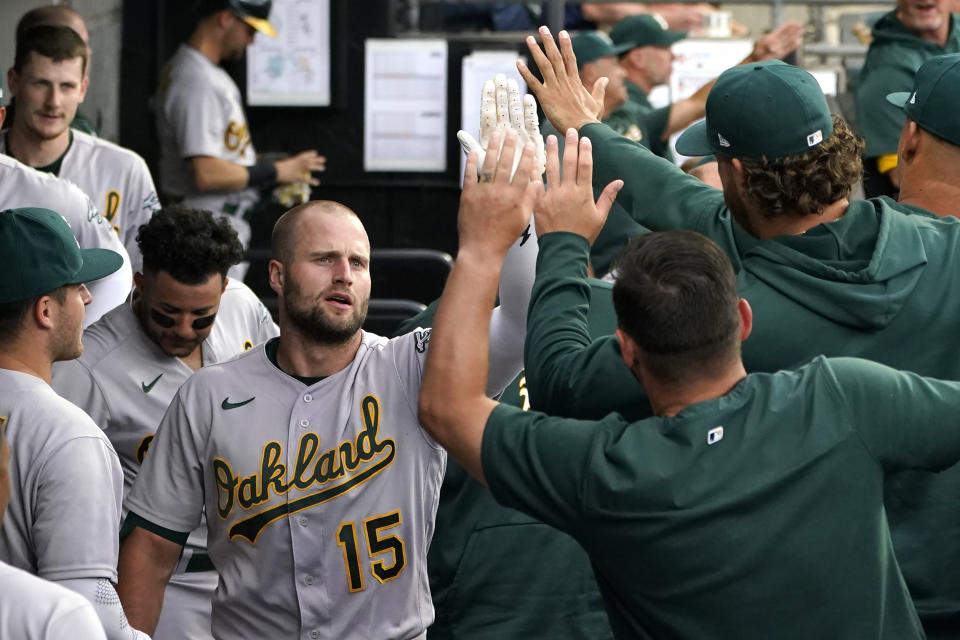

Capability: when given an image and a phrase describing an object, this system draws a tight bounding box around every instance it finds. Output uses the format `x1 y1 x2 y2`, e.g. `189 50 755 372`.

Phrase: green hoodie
396 296 616 640
524 121 960 637
856 10 960 158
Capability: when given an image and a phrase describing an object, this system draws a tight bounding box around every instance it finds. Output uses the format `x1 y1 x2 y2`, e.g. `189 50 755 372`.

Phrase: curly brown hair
740 116 864 217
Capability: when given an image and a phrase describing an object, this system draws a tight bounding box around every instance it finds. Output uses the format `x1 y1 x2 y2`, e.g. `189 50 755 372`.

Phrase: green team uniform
542 120 650 278
484 356 960 639
396 295 616 639
523 120 960 637
856 11 960 159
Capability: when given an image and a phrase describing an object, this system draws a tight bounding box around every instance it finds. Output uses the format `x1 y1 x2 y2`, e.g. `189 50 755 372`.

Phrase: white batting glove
457 73 547 179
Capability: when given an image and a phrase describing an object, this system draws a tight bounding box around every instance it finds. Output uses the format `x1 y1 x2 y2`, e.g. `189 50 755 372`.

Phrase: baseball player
0 207 148 640
417 133 960 637
115 133 539 639
53 205 278 640
6 5 98 136
157 0 325 280
0 100 132 327
3 24 161 271
519 29 960 638
0 420 108 640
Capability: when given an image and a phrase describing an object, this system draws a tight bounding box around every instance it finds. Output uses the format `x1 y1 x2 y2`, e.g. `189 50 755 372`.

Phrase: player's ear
79 74 89 102
615 328 636 370
221 276 229 294
6 68 18 97
738 298 752 342
0 105 5 130
268 259 284 296
33 294 57 331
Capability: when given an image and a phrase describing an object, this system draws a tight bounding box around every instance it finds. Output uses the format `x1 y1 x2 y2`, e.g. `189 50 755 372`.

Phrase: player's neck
188 30 224 65
0 350 53 385
645 363 748 418
275 330 362 379
179 345 204 372
6 124 70 169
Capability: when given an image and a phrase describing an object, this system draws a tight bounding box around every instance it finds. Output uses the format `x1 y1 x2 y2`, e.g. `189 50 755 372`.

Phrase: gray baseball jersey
52 279 276 640
0 561 108 640
0 153 133 326
126 330 445 640
0 130 161 272
0 370 124 581
157 44 259 254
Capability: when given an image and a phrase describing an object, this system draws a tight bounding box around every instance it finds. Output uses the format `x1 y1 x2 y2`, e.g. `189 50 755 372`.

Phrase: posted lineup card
364 39 448 172
246 0 331 106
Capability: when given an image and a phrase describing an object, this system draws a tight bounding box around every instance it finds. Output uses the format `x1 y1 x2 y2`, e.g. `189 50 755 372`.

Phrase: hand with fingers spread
749 21 805 62
275 150 327 186
517 27 606 135
459 129 543 257
457 73 546 178
535 129 623 246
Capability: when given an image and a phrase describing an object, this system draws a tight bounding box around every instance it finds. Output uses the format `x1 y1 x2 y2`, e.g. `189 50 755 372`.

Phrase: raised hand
458 129 543 257
457 73 546 178
535 129 622 245
750 21 805 62
517 27 606 134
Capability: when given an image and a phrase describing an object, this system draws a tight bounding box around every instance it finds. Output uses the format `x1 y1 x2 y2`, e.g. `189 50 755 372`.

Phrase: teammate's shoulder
77 304 141 366
0 154 89 199
369 327 432 356
70 130 150 167
0 561 98 621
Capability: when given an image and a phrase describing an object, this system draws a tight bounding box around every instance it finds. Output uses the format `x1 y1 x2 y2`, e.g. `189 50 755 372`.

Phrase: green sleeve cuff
121 512 190 546
537 232 591 277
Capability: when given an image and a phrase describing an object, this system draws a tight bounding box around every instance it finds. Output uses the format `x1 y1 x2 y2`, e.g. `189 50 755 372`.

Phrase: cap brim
72 248 123 285
242 16 276 37
885 91 911 108
675 120 713 156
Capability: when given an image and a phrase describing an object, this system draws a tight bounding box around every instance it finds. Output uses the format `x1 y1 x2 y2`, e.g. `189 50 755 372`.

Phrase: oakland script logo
213 395 395 544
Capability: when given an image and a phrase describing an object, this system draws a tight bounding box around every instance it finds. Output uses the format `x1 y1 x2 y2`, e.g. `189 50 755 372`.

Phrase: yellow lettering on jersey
135 434 155 464
0 416 7 431
224 121 251 156
218 395 396 544
243 340 254 351
104 190 121 225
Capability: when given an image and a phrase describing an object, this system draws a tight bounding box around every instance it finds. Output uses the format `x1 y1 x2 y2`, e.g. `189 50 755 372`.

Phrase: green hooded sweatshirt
524 121 960 637
856 10 960 158
396 293 616 640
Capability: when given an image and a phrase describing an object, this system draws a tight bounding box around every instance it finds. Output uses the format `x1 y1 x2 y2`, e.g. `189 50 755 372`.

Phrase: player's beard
282 279 369 345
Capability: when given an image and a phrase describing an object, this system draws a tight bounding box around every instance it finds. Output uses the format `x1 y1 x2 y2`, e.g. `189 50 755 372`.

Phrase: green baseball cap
570 31 633 68
0 207 123 303
886 53 960 147
675 60 834 160
610 14 686 49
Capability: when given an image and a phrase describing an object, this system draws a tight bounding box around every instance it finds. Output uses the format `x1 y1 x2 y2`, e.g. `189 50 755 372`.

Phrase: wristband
247 160 278 188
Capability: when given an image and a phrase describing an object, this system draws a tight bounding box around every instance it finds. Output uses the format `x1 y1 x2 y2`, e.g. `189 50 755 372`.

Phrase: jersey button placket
299 418 309 430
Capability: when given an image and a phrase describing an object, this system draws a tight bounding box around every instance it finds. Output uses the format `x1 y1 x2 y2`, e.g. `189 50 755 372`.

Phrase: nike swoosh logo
141 373 163 393
222 397 255 410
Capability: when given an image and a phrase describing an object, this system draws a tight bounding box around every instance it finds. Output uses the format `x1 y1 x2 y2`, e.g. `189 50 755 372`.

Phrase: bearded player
116 130 538 638
53 205 277 640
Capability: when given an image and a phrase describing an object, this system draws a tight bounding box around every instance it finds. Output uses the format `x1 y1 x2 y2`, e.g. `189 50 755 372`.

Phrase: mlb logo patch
909 92 917 104
717 133 731 148
806 130 823 147
707 426 724 445
597 32 614 45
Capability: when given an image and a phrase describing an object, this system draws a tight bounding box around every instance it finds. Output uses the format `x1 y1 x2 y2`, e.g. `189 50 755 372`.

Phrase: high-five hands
458 123 622 252
536 129 622 245
457 73 547 179
458 129 542 257
517 27 606 135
